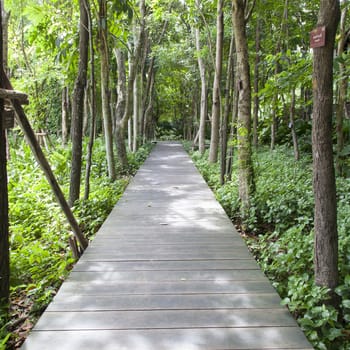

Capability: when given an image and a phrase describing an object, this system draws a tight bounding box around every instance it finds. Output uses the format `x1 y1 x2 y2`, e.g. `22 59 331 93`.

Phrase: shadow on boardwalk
21 142 313 350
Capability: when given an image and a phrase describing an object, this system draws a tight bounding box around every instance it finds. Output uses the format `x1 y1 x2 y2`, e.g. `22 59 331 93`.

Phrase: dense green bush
189 145 350 350
2 137 152 349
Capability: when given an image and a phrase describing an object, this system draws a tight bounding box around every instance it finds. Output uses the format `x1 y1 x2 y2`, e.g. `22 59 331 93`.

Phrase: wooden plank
88 238 247 245
34 309 298 330
21 328 313 350
80 252 254 260
56 280 276 296
84 246 251 253
73 259 260 272
66 269 267 282
48 293 283 312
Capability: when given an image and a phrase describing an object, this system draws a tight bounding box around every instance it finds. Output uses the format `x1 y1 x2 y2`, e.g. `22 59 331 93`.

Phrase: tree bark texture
312 0 340 292
84 0 96 200
61 87 69 146
253 17 261 149
232 0 254 219
0 3 9 302
121 0 145 131
69 0 89 206
99 0 115 181
209 0 224 163
194 2 208 156
114 48 129 170
143 68 155 141
290 89 299 161
0 100 9 305
220 33 235 185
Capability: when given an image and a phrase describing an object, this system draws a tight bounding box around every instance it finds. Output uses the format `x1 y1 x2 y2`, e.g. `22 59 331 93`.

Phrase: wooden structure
0 72 88 251
21 142 313 350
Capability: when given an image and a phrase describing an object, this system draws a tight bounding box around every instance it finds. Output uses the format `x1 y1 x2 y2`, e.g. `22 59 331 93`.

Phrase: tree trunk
84 0 96 200
290 88 299 161
336 7 347 176
227 79 239 180
61 87 69 146
270 106 277 150
0 101 9 306
142 57 155 143
0 4 9 304
208 0 224 163
312 0 340 294
69 0 89 206
194 2 208 156
232 0 254 219
114 0 145 167
220 33 235 185
253 17 261 149
144 68 155 142
133 73 140 152
83 85 89 136
99 0 115 181
114 48 129 170
121 0 145 133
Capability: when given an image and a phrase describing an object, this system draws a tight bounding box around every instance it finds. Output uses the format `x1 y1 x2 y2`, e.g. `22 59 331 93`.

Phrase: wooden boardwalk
21 142 313 350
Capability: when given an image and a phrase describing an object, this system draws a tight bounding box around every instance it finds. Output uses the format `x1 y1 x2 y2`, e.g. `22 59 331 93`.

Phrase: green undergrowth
1 137 152 349
186 143 350 350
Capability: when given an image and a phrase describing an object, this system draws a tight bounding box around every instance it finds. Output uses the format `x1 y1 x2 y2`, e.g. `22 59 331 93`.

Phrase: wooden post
0 71 89 251
0 0 9 306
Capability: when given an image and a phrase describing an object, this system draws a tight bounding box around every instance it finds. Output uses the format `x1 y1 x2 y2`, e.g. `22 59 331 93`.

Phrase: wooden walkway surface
22 142 313 350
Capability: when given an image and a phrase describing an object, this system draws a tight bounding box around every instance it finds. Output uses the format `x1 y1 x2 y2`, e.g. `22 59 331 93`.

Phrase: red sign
310 26 326 48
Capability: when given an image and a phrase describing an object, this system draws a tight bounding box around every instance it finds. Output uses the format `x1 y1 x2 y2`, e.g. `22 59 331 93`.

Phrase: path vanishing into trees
21 142 313 350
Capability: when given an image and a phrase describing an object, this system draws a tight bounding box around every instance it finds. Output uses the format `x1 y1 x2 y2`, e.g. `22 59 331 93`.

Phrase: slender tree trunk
290 88 299 161
270 106 277 150
1 6 9 72
99 0 115 181
83 85 89 136
336 7 347 176
227 79 239 180
312 0 340 294
142 57 155 143
0 101 9 306
114 48 129 170
133 73 139 152
220 33 235 185
232 0 254 219
253 17 261 149
0 3 9 305
84 0 96 200
209 0 224 163
271 58 281 151
144 68 155 142
61 87 69 146
114 0 145 167
194 1 208 155
69 0 89 206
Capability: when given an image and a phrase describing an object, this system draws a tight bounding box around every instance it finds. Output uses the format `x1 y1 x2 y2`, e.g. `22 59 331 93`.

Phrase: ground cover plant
1 137 152 349
187 144 350 350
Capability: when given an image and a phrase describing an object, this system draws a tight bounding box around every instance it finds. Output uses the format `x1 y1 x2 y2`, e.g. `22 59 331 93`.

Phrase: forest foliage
0 0 350 349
